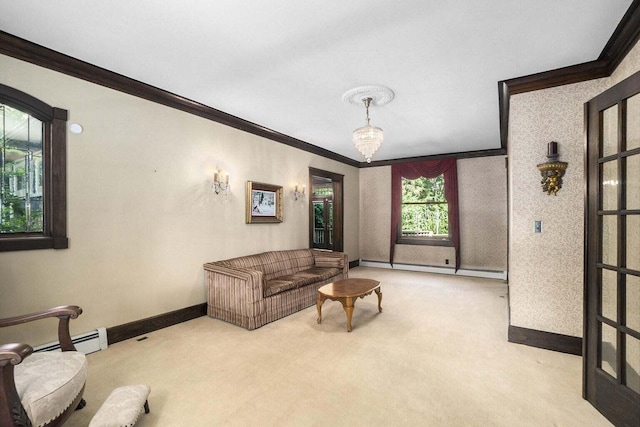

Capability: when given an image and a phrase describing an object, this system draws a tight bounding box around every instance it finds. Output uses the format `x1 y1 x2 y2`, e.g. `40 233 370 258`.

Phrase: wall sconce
294 183 306 201
537 141 568 196
213 170 230 196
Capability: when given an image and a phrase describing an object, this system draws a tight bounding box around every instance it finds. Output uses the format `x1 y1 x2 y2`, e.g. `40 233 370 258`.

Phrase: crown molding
0 30 360 168
2 0 638 168
359 148 506 167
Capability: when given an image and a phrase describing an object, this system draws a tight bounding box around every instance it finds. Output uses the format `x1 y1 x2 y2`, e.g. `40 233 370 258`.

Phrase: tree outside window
1 103 44 233
400 175 449 240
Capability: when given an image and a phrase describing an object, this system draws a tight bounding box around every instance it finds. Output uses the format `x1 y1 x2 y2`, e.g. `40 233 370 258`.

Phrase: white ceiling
0 1 633 162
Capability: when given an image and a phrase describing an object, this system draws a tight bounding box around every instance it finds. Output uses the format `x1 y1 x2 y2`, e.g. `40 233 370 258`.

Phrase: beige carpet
66 267 612 426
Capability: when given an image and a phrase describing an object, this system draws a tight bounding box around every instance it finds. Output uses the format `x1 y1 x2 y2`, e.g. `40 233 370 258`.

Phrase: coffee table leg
317 293 324 324
343 296 354 332
375 287 383 312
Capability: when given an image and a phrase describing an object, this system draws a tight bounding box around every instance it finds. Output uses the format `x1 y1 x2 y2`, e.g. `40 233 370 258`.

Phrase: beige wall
359 156 508 271
458 157 508 271
0 55 359 345
508 39 640 337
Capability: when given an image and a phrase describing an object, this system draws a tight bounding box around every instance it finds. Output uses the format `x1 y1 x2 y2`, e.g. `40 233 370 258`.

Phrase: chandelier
343 85 394 163
352 97 383 163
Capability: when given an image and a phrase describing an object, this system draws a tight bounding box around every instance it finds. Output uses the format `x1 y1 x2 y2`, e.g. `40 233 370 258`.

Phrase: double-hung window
390 159 460 268
399 174 451 244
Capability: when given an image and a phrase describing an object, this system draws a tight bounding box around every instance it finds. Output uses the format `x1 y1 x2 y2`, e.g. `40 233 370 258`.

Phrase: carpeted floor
67 267 612 426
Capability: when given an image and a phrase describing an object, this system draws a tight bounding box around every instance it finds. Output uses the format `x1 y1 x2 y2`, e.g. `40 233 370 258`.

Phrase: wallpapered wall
509 39 640 337
0 54 360 345
359 156 508 271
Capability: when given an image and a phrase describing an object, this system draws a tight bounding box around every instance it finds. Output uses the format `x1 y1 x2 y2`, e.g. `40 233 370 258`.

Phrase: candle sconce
537 141 568 196
213 170 230 196
294 183 306 201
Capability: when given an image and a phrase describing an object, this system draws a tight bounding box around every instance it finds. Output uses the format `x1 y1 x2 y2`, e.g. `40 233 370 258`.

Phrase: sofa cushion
259 250 315 280
313 251 346 269
219 253 265 271
14 351 87 427
219 249 315 281
264 272 316 297
301 267 342 281
264 267 342 297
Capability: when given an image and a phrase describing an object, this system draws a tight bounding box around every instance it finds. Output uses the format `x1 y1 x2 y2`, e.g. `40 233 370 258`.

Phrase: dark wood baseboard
508 325 582 356
349 259 360 269
106 303 207 345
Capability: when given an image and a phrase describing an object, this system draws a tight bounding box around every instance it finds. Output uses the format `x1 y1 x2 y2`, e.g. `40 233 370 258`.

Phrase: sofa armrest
312 250 349 276
0 305 82 352
204 263 265 313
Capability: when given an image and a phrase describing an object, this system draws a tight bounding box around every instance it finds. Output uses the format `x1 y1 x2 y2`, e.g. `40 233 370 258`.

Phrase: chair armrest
0 343 33 427
0 343 33 367
0 305 83 352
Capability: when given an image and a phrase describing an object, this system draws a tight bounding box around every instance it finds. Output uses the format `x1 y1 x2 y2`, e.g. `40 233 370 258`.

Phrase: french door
312 196 333 250
309 167 343 252
585 69 640 426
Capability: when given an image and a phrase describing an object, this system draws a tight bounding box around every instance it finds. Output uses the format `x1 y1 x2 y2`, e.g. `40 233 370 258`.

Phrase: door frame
308 167 343 252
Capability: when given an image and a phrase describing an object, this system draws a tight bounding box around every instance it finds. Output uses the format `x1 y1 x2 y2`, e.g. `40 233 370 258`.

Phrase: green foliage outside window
1 103 44 233
401 175 448 238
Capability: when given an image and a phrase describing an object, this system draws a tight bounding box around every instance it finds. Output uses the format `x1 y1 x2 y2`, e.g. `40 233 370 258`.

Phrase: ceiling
0 1 634 163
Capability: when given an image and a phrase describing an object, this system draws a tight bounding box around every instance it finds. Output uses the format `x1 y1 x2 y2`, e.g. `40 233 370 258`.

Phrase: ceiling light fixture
352 97 382 163
343 86 394 163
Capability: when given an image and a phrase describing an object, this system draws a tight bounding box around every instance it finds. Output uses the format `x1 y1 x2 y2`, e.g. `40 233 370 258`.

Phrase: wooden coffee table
316 278 382 332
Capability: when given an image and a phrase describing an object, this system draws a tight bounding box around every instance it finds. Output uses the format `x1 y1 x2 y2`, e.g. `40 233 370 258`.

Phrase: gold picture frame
246 181 283 223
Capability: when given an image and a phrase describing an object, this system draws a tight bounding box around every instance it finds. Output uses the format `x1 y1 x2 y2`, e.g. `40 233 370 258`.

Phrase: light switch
534 220 542 233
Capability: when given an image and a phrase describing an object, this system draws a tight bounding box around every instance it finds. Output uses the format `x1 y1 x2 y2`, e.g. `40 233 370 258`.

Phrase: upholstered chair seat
14 351 87 427
0 306 87 427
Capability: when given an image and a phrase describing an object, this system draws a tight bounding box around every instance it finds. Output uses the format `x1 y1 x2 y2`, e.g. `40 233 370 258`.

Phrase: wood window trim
396 237 454 247
0 83 68 251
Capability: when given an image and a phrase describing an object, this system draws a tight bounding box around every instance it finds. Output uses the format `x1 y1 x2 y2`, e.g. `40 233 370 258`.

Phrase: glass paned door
585 72 640 426
309 168 343 252
312 198 333 249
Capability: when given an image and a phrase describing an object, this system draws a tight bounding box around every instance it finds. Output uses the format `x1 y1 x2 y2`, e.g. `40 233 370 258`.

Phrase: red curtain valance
390 159 460 270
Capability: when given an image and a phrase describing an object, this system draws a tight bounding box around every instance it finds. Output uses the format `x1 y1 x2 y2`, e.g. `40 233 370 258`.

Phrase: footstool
89 385 151 427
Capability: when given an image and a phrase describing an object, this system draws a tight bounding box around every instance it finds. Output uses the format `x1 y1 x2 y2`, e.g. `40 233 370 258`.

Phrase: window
390 159 459 268
0 83 68 251
400 175 450 242
1 103 44 233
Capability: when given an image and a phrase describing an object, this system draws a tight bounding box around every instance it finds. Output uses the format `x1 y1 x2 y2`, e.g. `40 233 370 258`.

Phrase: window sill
396 237 454 247
0 235 68 252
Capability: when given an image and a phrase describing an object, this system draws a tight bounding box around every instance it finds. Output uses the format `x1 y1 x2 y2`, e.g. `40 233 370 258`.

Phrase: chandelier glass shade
352 97 383 163
353 123 383 163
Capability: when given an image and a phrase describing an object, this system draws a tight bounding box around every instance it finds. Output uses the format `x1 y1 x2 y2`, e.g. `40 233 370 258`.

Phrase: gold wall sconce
213 170 230 196
294 183 306 201
537 141 568 196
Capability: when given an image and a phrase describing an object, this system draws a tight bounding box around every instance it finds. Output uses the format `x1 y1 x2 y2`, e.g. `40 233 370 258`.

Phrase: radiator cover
34 327 108 354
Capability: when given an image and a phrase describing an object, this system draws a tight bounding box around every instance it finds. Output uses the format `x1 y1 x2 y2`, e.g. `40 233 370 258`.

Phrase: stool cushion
14 351 87 427
89 385 151 427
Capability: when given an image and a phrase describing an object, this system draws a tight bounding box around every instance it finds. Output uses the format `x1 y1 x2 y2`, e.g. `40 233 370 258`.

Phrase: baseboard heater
359 260 508 281
34 327 108 355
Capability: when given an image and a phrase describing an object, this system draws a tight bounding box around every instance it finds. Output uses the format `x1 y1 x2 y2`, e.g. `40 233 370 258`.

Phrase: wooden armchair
0 306 87 427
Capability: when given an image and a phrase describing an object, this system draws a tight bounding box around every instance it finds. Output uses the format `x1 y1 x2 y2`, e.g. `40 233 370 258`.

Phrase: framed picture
246 181 283 223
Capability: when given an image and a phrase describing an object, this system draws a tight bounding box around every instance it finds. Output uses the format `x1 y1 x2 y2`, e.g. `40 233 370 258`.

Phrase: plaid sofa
204 249 348 330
